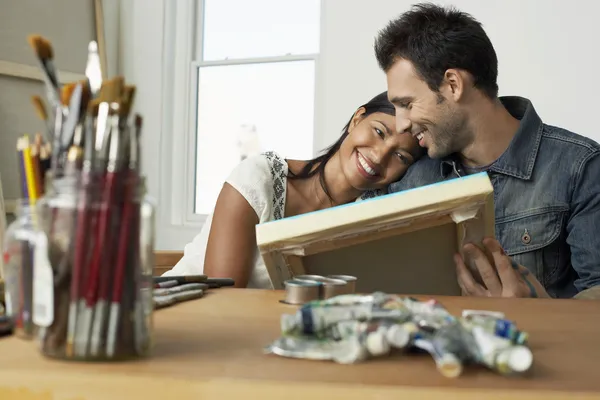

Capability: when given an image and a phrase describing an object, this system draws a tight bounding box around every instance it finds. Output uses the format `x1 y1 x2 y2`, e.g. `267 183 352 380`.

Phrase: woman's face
338 109 421 191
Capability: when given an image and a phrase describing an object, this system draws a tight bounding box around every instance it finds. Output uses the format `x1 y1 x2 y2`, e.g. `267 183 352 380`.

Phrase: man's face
386 59 469 159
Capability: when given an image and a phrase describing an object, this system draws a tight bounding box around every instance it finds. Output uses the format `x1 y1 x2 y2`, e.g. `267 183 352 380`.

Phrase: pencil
22 136 39 204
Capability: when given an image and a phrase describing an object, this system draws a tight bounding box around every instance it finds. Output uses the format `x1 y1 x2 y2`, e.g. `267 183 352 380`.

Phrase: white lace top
161 152 288 289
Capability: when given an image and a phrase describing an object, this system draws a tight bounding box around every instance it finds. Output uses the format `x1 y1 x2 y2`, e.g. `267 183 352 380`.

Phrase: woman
162 92 423 288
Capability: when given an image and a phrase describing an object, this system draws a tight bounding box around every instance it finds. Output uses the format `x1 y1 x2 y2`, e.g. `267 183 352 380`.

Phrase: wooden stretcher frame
256 172 495 292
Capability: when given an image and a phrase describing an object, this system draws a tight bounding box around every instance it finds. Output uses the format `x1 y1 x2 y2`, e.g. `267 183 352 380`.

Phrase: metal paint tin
294 275 329 282
326 275 357 293
321 278 349 299
283 279 321 305
282 274 359 304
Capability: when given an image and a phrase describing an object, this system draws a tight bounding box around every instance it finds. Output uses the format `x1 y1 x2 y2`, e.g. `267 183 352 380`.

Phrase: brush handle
152 275 207 284
110 172 136 304
66 172 93 353
206 278 235 288
84 172 114 308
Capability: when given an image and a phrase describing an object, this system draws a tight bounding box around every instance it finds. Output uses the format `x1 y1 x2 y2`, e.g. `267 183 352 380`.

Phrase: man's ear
441 68 469 102
348 107 366 133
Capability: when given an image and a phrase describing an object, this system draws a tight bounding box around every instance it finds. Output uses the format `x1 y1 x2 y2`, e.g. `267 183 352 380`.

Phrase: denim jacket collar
440 96 544 180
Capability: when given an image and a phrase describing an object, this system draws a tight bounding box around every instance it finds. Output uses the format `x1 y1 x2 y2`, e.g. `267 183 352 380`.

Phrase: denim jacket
366 96 600 298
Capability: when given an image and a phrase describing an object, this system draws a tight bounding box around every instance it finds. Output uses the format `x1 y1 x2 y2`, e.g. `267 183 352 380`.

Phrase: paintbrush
48 83 75 176
153 275 208 284
152 276 234 288
74 78 124 357
153 283 209 296
85 41 103 98
31 96 53 142
89 104 124 356
27 35 61 109
66 101 98 357
153 290 205 310
84 79 125 356
106 87 139 357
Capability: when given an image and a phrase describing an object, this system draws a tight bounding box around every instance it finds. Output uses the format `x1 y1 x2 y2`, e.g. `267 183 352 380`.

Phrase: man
372 3 600 299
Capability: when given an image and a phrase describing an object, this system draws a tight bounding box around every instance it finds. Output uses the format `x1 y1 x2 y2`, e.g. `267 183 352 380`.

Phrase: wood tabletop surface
0 288 599 399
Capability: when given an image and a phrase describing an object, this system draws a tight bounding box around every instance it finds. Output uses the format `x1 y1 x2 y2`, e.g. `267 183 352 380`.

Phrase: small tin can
283 279 321 305
321 278 348 299
295 275 349 299
327 275 357 293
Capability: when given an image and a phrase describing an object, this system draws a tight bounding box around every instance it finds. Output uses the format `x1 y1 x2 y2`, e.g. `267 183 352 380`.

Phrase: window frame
157 0 323 249
164 0 322 231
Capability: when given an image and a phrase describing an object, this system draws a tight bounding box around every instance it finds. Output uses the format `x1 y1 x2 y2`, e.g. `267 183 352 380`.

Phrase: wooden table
0 289 599 399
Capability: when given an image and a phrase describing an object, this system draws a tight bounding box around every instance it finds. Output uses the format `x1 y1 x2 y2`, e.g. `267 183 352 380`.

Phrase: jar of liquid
2 199 41 339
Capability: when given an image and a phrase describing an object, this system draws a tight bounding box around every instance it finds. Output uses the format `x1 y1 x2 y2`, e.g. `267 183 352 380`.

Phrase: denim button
521 229 531 245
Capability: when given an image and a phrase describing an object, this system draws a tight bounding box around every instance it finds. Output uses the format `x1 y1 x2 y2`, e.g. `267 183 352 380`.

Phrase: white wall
315 0 600 153
125 0 600 249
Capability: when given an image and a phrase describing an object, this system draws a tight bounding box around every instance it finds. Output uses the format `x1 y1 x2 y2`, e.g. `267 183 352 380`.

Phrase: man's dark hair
374 2 499 99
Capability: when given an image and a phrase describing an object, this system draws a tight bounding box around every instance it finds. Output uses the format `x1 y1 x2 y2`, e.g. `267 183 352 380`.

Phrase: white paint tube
471 326 533 375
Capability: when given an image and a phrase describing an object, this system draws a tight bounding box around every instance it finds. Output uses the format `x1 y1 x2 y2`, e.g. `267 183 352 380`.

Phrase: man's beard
428 106 470 159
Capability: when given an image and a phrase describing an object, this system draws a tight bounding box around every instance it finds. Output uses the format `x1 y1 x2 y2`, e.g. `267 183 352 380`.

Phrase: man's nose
395 114 412 133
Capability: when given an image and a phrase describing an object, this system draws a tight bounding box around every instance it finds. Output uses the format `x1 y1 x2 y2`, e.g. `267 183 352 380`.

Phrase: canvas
256 172 495 296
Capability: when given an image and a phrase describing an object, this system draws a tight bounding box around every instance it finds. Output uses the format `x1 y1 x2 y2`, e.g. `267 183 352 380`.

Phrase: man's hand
454 237 549 298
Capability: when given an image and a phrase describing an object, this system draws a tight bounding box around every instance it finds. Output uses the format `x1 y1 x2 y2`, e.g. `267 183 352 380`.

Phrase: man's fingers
463 243 502 296
483 238 519 287
454 253 489 296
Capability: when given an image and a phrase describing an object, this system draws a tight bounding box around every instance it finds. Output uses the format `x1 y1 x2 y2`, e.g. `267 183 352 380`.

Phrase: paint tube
305 292 399 307
403 298 456 332
330 318 418 355
471 326 533 375
413 337 464 378
403 298 451 317
377 320 419 350
265 333 369 365
333 320 391 359
280 300 411 337
461 313 528 345
413 322 477 378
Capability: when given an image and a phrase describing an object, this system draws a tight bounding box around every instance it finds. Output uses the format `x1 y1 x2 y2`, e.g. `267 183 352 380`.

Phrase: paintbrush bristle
79 80 91 114
87 98 101 116
27 34 52 61
113 76 125 101
61 82 77 106
31 96 48 121
120 85 137 117
98 77 125 105
42 37 54 59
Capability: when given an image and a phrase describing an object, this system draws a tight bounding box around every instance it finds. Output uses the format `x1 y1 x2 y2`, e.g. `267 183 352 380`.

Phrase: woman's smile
355 150 380 180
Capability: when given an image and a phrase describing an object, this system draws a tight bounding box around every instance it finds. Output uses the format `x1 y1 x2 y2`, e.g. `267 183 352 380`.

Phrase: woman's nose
372 141 395 165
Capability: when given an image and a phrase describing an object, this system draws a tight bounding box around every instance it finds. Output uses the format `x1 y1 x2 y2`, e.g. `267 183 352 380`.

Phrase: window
193 0 321 215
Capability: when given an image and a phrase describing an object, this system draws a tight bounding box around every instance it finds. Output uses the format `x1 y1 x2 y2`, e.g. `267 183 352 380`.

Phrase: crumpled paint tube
267 292 533 378
471 326 533 375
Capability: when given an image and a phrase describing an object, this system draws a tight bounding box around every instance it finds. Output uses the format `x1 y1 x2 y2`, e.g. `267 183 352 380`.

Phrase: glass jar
34 172 155 361
2 199 41 339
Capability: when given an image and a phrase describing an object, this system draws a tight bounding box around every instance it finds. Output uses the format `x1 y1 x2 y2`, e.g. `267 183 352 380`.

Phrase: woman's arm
203 182 260 288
